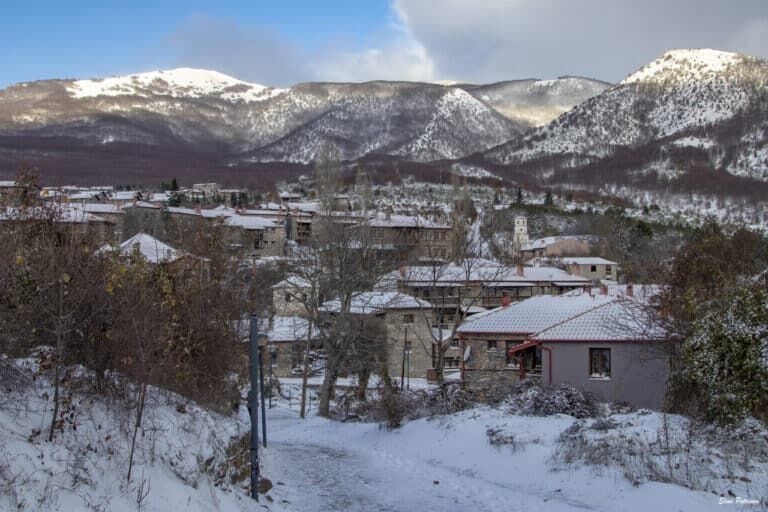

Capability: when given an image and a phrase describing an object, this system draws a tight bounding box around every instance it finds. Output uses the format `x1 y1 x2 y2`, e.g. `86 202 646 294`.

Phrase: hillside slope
484 49 768 182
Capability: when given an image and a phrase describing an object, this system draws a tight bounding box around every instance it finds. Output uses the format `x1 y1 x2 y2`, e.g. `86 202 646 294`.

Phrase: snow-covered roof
0 180 17 187
367 213 451 229
0 205 109 224
557 257 617 265
121 201 161 210
67 191 102 200
272 276 311 289
115 233 181 264
71 203 124 215
110 191 139 201
531 256 618 266
530 298 665 342
164 206 278 229
321 292 433 315
286 202 321 213
223 214 277 230
458 286 660 337
398 260 589 286
267 316 317 343
150 193 171 202
521 235 592 252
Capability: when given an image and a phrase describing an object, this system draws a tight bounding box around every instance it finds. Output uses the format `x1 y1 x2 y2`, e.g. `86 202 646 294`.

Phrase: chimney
570 262 580 276
626 283 634 297
600 284 608 295
516 263 524 277
501 291 511 307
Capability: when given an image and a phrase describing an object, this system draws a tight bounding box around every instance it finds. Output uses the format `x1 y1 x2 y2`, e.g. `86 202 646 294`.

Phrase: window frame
589 347 611 380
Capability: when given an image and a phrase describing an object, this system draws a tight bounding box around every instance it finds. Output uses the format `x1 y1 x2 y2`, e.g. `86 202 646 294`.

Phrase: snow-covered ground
0 358 266 512
2 361 765 512
258 382 766 512
262 403 758 511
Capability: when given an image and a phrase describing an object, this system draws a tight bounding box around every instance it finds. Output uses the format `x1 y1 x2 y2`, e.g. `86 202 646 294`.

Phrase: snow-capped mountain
462 77 610 128
484 49 768 182
244 82 521 163
0 68 532 165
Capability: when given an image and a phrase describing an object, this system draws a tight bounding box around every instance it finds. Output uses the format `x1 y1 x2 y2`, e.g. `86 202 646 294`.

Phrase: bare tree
404 210 509 384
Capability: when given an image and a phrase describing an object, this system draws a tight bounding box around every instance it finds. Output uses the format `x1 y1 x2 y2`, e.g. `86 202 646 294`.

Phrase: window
605 265 612 274
505 341 517 366
404 341 412 353
487 340 497 351
285 292 292 303
403 314 414 324
444 357 460 368
590 265 597 272
449 338 459 349
590 348 611 379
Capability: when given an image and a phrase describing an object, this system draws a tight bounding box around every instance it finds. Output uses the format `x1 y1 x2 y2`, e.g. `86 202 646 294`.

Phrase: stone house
381 259 590 331
528 256 619 282
272 276 313 317
366 214 453 263
519 236 593 260
0 205 117 245
124 205 285 259
72 203 125 241
0 180 19 203
457 285 668 409
262 316 320 378
321 292 435 380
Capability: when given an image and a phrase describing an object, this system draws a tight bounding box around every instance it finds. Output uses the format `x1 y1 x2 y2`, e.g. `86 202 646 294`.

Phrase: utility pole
258 345 267 448
268 346 274 409
248 314 260 501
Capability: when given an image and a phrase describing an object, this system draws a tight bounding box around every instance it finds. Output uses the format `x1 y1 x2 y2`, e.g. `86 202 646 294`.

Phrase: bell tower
513 216 529 252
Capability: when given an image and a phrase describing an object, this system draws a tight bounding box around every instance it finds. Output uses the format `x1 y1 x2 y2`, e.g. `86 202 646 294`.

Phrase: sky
1 0 767 88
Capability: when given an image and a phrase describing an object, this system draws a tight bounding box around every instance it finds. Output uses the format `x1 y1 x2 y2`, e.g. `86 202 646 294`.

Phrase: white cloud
162 2 768 86
393 0 768 83
311 25 436 83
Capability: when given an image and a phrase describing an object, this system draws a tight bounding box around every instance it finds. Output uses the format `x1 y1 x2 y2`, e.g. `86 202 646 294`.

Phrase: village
0 174 669 411
1 168 766 511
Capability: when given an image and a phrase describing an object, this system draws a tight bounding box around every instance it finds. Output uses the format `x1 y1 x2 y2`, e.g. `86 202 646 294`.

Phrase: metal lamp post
248 314 260 501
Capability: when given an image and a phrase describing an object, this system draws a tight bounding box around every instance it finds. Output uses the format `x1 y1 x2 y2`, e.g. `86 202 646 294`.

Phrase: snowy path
261 406 725 512
263 408 595 512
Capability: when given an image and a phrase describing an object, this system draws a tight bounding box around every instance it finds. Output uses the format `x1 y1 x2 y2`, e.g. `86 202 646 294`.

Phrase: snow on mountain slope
0 71 523 163
485 49 768 182
68 68 286 102
393 88 519 161
621 49 741 85
464 77 610 127
248 84 523 163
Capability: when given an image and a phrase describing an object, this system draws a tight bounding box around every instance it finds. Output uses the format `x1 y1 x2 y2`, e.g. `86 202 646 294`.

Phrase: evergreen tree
544 191 554 207
515 187 523 205
170 178 179 191
675 286 768 425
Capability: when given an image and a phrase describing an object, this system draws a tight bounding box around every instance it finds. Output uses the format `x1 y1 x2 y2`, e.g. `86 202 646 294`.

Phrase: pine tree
544 191 554 207
675 286 768 425
515 187 523 205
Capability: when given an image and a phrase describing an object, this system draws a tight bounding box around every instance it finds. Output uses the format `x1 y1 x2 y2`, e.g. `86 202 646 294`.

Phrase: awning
506 341 539 355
